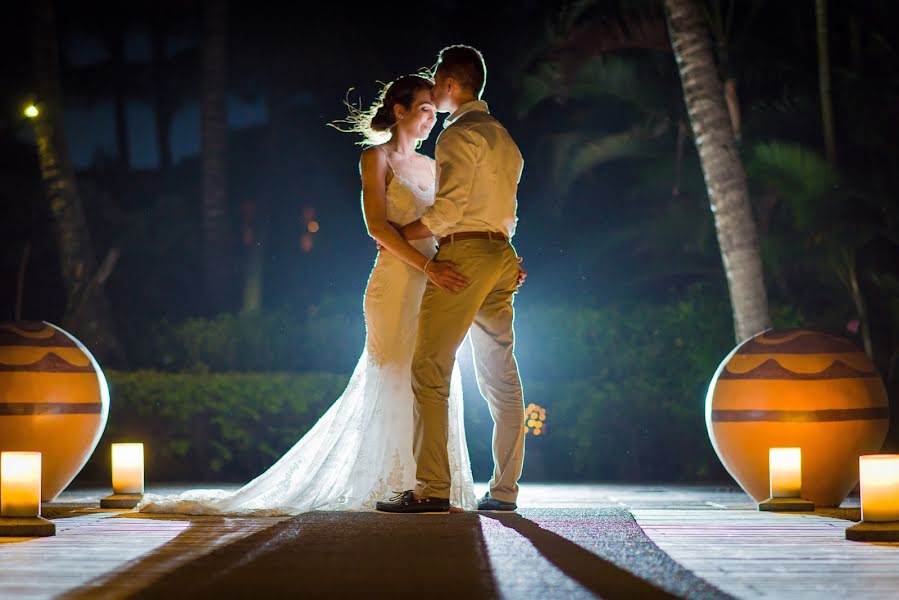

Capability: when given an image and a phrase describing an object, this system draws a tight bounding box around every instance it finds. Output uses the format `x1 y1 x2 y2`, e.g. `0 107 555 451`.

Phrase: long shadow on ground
108 509 735 600
129 512 499 599
485 508 735 600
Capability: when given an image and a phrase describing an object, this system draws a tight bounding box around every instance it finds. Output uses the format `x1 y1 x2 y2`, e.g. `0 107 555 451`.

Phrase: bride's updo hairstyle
335 74 434 146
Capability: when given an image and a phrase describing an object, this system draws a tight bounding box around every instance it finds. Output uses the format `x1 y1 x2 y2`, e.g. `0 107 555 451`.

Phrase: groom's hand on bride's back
426 260 469 293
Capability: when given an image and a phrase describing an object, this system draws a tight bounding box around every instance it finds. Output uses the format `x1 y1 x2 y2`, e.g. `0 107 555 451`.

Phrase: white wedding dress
138 154 477 515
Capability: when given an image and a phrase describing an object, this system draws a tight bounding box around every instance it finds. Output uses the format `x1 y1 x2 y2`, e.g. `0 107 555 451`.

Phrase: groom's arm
399 219 434 240
417 127 479 238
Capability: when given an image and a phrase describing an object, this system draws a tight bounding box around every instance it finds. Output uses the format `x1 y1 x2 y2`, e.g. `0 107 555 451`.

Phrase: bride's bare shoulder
359 145 388 173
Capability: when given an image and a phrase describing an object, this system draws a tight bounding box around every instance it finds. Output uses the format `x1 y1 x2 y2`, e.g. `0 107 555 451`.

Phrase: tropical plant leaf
549 127 657 196
747 140 838 228
519 60 564 116
567 55 672 111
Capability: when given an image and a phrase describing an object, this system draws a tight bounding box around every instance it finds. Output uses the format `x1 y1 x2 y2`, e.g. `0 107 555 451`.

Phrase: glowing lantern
101 443 145 508
858 455 899 521
758 448 813 511
1 451 41 517
112 443 144 494
0 451 55 536
847 455 899 541
24 105 39 118
769 448 801 498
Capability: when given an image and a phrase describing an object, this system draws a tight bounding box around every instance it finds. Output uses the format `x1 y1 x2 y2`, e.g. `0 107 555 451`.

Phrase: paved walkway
0 483 895 599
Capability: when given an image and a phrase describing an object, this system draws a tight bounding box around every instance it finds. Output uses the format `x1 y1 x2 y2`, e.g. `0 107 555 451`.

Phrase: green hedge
77 368 722 485
481 287 754 482
78 367 729 485
78 371 349 483
76 286 807 484
125 308 365 373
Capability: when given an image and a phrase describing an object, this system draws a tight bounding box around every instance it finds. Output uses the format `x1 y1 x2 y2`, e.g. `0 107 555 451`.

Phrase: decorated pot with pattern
0 322 109 501
706 329 888 506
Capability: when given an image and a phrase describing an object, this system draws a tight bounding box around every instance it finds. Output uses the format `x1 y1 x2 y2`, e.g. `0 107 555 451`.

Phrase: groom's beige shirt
420 100 523 239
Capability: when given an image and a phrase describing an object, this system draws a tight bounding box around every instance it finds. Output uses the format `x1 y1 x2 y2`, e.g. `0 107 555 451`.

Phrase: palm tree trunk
201 0 231 309
847 253 874 358
15 242 31 321
31 0 125 363
664 0 771 342
816 0 837 164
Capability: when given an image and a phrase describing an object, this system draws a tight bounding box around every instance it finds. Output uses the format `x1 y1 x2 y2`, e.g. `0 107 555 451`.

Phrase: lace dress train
138 154 477 516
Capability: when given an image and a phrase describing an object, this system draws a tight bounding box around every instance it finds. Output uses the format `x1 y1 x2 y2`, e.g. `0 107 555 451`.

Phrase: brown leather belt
438 231 508 247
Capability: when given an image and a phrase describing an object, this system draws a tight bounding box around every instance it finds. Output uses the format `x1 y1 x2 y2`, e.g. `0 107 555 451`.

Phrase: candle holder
758 448 814 512
0 452 55 537
100 443 144 509
846 454 899 541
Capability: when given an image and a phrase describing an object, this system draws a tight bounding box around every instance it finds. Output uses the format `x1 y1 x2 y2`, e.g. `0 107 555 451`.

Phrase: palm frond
567 55 674 111
519 61 564 117
550 125 662 197
747 140 838 229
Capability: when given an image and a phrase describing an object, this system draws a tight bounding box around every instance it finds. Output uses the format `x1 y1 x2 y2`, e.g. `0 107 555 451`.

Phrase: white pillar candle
0 452 42 517
859 454 899 522
769 448 802 498
111 443 144 494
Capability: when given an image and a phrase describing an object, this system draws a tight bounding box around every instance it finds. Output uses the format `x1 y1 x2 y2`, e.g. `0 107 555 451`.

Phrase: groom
377 45 526 514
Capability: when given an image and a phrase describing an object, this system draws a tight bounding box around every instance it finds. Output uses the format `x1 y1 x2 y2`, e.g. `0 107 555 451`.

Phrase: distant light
24 105 39 118
524 403 546 436
307 221 320 233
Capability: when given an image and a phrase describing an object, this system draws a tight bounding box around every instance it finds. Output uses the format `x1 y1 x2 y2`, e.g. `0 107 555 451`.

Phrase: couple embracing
138 45 526 516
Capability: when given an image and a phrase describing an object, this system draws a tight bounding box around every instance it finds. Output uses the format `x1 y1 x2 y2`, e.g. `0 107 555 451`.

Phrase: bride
138 74 478 515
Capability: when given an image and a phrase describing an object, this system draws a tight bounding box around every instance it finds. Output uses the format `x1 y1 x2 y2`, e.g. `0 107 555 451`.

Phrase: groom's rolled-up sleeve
420 126 479 237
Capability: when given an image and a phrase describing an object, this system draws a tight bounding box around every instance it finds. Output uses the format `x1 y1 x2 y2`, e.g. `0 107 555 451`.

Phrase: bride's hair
332 73 434 146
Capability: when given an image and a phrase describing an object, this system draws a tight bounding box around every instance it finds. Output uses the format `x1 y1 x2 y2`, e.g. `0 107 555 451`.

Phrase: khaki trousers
412 237 525 503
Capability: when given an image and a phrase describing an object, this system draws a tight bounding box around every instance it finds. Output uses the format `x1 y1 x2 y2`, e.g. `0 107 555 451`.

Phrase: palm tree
200 0 230 309
815 0 837 164
663 0 771 341
30 0 124 362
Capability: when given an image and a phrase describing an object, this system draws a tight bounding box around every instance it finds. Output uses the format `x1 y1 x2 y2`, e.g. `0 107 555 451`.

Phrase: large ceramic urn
706 329 888 507
0 322 109 501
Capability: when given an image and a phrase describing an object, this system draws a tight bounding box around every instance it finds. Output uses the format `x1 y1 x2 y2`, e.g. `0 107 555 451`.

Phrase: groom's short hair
435 45 486 98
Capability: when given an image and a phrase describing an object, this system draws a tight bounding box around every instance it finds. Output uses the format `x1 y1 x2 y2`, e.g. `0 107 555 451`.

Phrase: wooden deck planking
1 485 894 599
632 509 899 599
0 510 287 600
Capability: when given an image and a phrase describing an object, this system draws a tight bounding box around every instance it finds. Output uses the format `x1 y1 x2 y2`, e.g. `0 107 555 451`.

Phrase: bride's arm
360 149 468 293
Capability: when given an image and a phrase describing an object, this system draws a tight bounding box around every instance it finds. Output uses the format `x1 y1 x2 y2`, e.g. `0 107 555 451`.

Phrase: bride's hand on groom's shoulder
516 256 527 292
426 260 470 294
